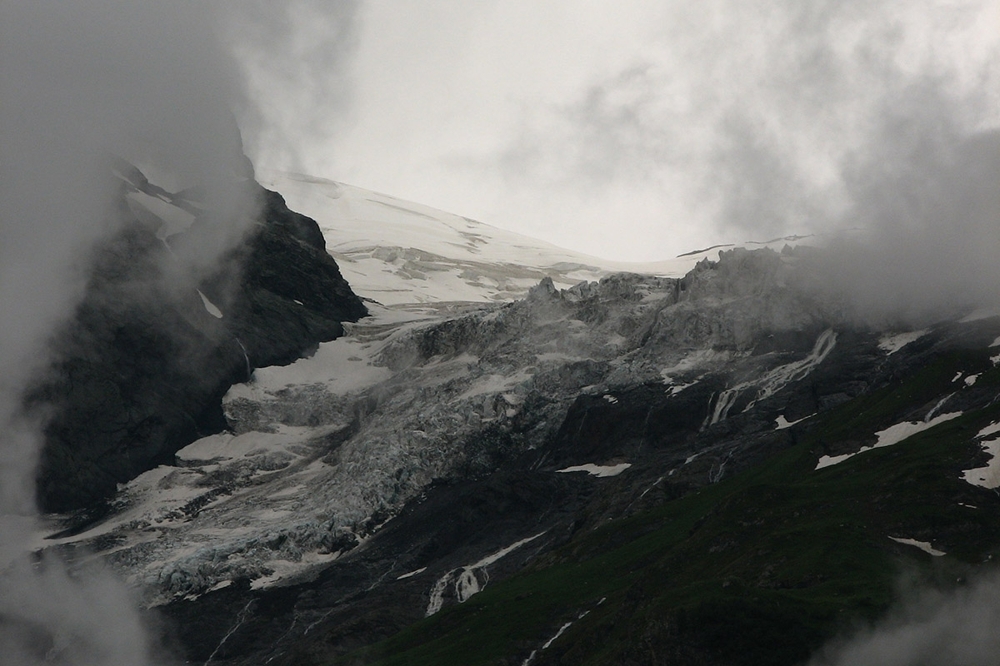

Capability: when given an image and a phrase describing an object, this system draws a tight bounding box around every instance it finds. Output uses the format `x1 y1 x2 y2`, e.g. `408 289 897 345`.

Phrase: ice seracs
41 170 981 617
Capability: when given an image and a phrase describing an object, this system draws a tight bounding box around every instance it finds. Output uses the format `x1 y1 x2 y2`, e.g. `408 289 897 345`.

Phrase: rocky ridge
32 161 366 513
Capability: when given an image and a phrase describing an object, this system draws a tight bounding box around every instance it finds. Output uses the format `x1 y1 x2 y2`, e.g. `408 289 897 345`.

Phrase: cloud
0 0 251 505
817 129 1000 325
0 2 261 662
812 574 1000 666
496 1 998 247
240 1 997 262
222 0 362 173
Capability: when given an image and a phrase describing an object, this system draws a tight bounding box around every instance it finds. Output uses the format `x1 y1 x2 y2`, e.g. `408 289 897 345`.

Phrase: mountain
256 170 819 307
33 172 1000 666
31 162 366 513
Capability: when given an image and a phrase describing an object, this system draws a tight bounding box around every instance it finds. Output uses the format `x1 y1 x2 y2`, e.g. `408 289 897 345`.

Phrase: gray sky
234 1 1000 261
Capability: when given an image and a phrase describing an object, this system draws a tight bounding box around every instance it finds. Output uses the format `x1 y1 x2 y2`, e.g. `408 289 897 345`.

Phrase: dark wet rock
32 175 365 513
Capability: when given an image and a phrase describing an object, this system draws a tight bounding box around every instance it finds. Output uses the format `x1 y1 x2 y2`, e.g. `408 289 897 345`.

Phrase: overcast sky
233 1 999 261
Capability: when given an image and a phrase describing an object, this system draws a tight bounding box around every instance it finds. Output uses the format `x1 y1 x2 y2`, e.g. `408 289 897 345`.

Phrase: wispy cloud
812 573 1000 666
1 2 260 662
243 1 997 262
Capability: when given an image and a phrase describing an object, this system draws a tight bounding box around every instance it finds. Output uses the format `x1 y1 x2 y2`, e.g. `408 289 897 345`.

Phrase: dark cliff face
32 179 366 514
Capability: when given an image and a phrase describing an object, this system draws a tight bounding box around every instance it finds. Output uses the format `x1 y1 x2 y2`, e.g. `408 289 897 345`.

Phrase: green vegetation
334 350 1000 665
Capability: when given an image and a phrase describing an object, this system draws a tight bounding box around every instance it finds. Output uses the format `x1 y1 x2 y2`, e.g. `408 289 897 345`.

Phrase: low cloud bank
806 127 1000 326
812 574 1000 666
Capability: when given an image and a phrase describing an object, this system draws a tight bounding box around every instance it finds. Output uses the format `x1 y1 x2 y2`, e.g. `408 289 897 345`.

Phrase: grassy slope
334 349 1000 666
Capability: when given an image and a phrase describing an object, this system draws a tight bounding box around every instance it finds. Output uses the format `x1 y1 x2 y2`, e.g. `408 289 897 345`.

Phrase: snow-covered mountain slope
142 261 1000 665
258 170 817 307
43 235 999 615
36 171 1000 666
39 244 817 605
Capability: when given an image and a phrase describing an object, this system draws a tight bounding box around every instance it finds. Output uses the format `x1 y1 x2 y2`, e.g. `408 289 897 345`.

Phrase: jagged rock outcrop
35 221 1000 666
31 168 366 513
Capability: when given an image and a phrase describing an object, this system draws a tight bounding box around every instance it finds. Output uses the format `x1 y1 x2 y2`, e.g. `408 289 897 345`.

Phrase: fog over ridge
230 1 1000 323
236 1 1000 268
0 2 264 663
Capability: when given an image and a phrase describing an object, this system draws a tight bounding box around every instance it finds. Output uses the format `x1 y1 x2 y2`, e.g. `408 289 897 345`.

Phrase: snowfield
257 170 818 306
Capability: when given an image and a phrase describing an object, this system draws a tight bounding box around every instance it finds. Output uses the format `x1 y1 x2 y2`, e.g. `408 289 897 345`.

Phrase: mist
222 0 362 173
236 1 999 272
811 573 1000 666
809 124 1000 326
0 2 259 663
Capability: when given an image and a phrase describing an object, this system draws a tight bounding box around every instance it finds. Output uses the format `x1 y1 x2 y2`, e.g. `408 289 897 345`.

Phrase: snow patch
978 422 1000 440
197 290 223 318
523 610 592 664
176 426 329 463
556 463 631 478
889 537 945 557
249 550 341 589
542 622 574 649
963 443 1000 489
637 476 664 501
960 307 1000 323
879 330 928 355
224 307 408 400
125 190 195 240
875 412 963 448
396 567 427 580
775 413 813 430
876 412 962 448
816 412 963 470
962 421 1000 489
426 532 545 616
965 374 980 387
